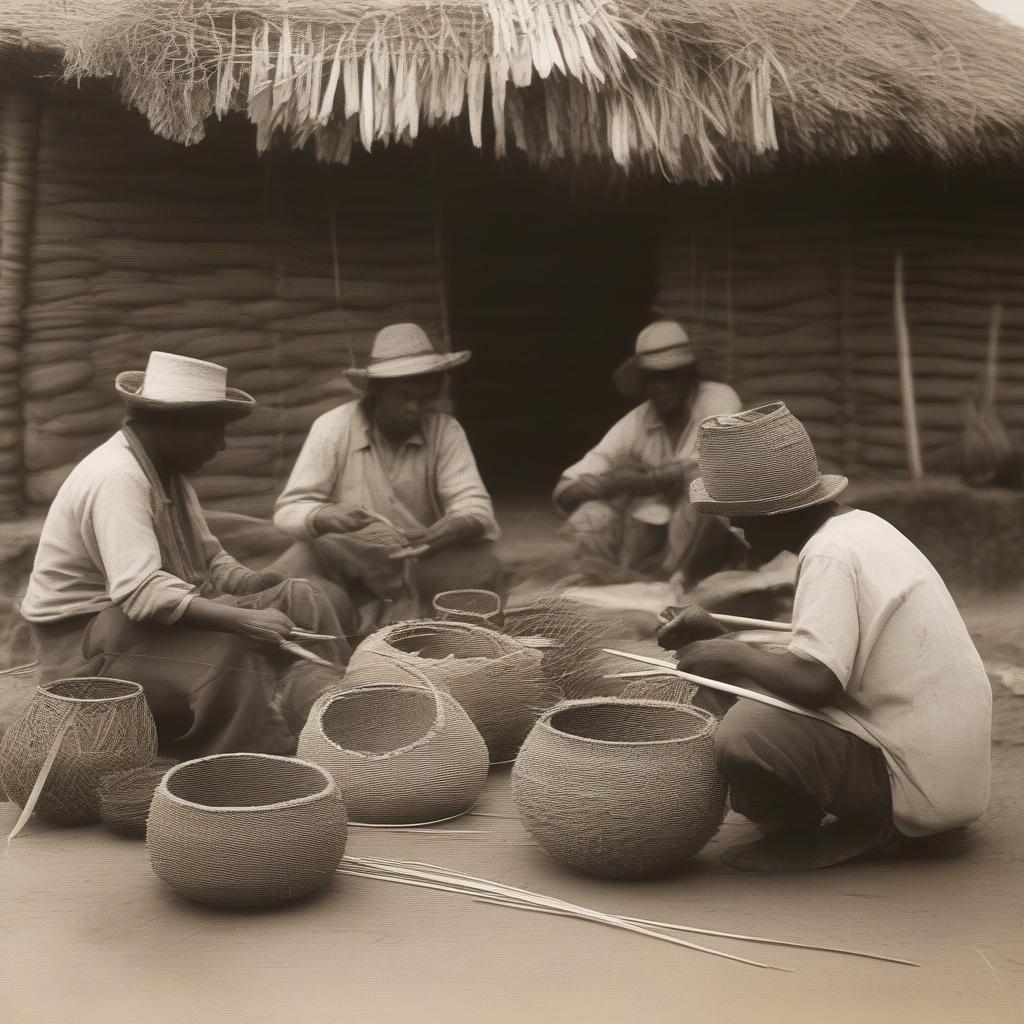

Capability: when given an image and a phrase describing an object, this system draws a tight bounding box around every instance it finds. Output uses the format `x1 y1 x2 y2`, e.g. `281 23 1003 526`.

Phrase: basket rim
371 619 519 662
539 696 717 748
38 676 145 704
157 753 337 812
315 682 449 762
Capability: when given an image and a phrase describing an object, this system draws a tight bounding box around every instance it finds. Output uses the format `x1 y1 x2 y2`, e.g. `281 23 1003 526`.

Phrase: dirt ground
1 494 1022 1023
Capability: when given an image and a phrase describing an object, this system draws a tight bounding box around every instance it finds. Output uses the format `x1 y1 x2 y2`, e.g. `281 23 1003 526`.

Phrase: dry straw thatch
2 1 1024 182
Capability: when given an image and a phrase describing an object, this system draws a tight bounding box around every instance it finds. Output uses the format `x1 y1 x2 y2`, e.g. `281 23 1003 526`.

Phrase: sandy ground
1 498 1022 1023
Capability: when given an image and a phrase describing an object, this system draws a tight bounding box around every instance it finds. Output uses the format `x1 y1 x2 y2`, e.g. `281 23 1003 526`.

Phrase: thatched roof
3 1 1024 182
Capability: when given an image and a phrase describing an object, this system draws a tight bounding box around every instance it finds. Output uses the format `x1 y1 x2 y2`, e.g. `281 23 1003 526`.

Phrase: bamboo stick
893 252 924 481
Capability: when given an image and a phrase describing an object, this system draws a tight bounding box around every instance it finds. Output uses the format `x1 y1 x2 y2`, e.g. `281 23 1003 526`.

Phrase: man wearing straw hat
273 323 500 631
553 321 748 586
21 351 351 758
657 403 992 871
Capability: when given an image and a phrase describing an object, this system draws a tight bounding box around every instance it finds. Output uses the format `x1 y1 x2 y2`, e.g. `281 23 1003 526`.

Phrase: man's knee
714 701 793 776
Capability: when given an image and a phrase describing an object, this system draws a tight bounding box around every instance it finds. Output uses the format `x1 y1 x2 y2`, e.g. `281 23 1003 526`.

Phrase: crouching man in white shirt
658 403 992 872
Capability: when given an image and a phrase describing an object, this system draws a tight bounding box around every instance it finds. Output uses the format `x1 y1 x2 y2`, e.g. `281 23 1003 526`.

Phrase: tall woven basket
512 698 726 879
432 589 503 627
348 620 551 764
0 677 157 826
298 661 489 825
147 753 347 908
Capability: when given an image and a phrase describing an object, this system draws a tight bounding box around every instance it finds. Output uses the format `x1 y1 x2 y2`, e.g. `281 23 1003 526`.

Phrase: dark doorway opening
438 150 658 496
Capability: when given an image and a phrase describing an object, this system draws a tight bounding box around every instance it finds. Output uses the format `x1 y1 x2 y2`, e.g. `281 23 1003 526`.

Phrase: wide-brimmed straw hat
345 323 470 387
613 321 696 400
689 402 848 517
115 351 255 421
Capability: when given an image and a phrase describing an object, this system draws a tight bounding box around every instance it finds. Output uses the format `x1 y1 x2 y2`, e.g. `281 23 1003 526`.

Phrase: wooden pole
893 252 924 481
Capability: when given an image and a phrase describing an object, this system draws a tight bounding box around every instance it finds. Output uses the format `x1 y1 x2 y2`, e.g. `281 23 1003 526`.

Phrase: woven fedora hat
115 351 255 421
689 402 848 516
345 323 470 386
613 321 696 400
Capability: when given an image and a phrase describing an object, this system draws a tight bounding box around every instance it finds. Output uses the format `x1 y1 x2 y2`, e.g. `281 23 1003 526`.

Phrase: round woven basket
512 697 726 879
298 661 489 825
348 620 551 764
0 677 157 825
432 589 503 627
147 753 347 908
98 758 178 838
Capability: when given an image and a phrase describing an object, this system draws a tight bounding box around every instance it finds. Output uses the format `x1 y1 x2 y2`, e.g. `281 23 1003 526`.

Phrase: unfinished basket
0 677 157 826
98 758 178 838
147 753 347 908
433 589 503 627
298 661 489 824
348 620 551 763
512 698 726 879
619 676 697 705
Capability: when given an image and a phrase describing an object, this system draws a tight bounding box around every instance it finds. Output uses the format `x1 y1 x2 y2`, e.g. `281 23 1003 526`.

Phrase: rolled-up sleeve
87 473 196 624
435 418 499 540
273 411 340 540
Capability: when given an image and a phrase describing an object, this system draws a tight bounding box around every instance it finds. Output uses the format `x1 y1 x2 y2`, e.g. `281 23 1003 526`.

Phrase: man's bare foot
720 818 895 872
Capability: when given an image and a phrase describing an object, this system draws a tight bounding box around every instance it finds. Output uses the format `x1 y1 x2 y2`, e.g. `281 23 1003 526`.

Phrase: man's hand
676 638 753 680
230 607 296 646
313 504 378 536
657 603 728 650
412 514 481 553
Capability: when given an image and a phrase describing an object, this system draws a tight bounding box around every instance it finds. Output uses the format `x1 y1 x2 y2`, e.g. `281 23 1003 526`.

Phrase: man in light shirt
554 321 748 587
273 323 500 630
658 402 992 871
21 352 349 758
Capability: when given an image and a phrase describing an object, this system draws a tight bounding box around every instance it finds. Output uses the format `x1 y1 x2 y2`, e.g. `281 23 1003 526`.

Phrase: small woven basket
147 753 348 908
512 697 726 879
98 758 178 838
298 661 489 825
432 589 503 627
348 620 552 763
0 677 157 826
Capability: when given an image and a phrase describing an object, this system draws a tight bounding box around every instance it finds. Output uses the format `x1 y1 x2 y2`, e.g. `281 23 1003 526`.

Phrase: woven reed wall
19 94 445 518
653 173 1024 478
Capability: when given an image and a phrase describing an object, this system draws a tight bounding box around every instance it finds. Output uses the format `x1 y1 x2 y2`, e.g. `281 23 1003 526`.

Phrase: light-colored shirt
21 432 255 625
273 399 498 542
554 381 742 507
788 509 992 837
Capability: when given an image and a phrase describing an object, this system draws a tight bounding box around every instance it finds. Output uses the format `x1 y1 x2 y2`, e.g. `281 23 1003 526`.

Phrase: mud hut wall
20 95 444 519
653 173 1024 478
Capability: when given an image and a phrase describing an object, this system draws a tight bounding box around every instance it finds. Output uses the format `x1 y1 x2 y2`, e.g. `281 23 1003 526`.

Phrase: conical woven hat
688 402 847 516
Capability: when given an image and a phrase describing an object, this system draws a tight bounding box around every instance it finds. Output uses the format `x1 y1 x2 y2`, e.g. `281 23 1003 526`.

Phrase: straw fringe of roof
3 1 1024 182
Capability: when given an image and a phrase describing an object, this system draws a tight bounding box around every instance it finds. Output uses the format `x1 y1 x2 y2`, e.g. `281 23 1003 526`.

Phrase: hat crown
370 323 435 363
139 351 228 403
696 403 824 504
635 321 689 357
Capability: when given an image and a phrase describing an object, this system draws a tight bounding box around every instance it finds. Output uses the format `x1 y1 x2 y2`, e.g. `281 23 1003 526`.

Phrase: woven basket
512 697 726 879
147 753 347 908
433 589 503 627
619 676 697 705
348 620 551 764
0 677 157 826
98 758 178 838
298 661 488 825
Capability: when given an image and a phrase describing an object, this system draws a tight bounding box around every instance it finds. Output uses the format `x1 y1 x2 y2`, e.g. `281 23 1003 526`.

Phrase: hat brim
115 371 255 422
689 474 849 517
613 352 696 400
345 350 471 387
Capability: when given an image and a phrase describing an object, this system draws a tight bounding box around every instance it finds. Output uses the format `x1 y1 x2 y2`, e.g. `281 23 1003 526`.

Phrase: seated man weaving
273 323 501 631
553 321 748 587
21 352 350 759
658 402 992 872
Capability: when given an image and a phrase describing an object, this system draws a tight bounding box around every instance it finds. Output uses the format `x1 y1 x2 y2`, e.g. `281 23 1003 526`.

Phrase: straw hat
345 323 470 386
689 402 848 516
613 321 696 400
115 351 255 420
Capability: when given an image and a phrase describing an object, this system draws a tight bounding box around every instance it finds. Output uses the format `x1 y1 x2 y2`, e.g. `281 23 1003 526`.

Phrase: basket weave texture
432 589 503 627
512 697 726 879
147 753 347 908
298 661 488 824
98 758 178 837
619 676 698 705
0 677 157 825
348 620 551 763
